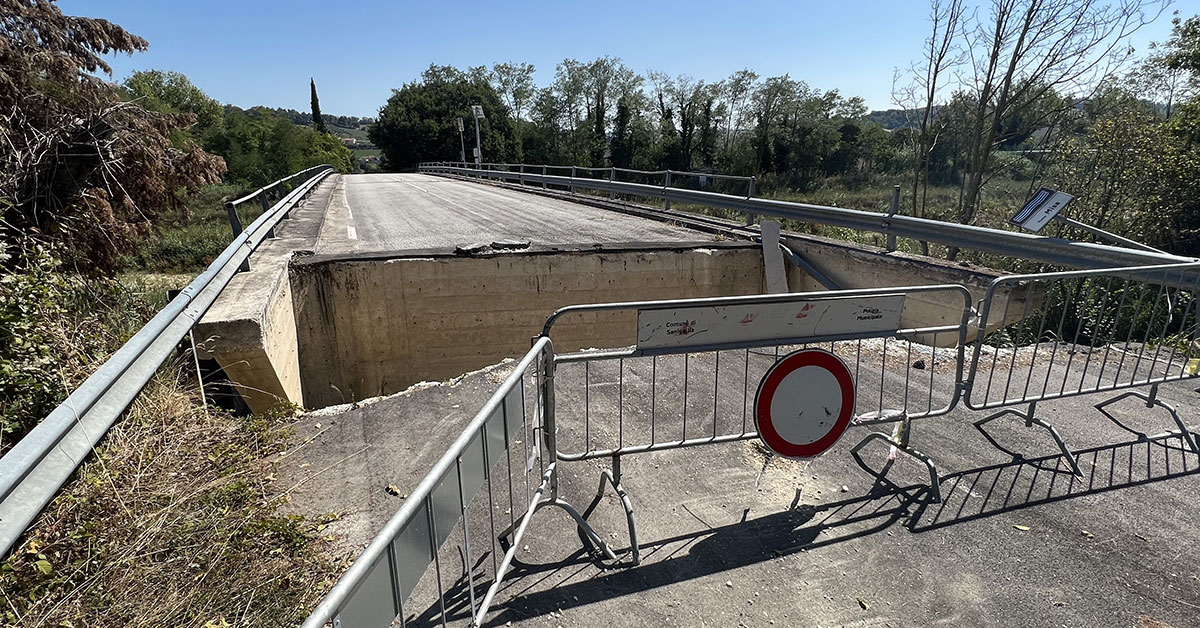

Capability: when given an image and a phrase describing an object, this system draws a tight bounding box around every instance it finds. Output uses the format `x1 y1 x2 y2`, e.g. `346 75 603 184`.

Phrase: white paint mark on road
346 206 353 220
347 226 358 240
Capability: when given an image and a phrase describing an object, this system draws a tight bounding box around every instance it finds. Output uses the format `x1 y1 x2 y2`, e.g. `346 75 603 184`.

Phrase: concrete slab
325 174 714 254
285 344 1200 628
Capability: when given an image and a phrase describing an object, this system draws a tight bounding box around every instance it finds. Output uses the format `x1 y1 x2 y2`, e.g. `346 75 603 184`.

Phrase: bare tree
492 62 536 159
951 0 1166 257
897 0 965 227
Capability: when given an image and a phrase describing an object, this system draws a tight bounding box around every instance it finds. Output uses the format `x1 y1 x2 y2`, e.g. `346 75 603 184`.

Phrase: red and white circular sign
754 349 855 459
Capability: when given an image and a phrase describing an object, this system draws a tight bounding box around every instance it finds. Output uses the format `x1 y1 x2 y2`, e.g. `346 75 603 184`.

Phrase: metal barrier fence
965 262 1200 474
301 164 1200 627
301 338 618 628
541 287 972 563
303 270 1199 627
0 165 335 557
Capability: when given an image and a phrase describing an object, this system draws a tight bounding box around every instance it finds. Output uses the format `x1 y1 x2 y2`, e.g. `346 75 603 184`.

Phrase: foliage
204 106 353 186
370 65 515 169
0 240 161 452
124 69 223 130
0 242 69 448
121 184 241 273
0 0 227 274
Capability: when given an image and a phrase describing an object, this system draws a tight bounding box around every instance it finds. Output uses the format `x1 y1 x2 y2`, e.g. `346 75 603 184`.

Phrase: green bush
1 241 164 452
0 243 69 448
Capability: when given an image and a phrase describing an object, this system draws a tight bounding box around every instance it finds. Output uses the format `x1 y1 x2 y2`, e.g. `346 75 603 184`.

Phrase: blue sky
59 0 1187 117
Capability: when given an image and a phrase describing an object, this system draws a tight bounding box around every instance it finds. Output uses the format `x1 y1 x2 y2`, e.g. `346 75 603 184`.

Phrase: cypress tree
310 78 327 134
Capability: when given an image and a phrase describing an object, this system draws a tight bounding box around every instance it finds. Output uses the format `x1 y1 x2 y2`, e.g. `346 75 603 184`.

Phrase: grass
3 238 343 625
0 368 343 626
122 184 265 275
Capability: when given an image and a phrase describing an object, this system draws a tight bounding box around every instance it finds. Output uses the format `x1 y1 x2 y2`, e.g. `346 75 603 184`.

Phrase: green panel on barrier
484 404 506 467
391 498 432 609
459 429 487 511
335 550 396 628
505 384 525 443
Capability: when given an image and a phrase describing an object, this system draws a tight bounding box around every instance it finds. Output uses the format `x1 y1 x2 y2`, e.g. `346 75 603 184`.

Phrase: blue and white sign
1011 187 1074 233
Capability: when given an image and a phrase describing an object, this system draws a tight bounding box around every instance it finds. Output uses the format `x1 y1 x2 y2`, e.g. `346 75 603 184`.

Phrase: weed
0 369 343 627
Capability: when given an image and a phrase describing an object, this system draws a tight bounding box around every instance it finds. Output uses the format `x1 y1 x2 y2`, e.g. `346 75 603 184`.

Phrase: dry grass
1 362 345 627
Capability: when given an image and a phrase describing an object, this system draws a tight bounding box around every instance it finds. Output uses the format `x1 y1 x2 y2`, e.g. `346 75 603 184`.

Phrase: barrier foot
497 497 619 563
1094 388 1200 457
850 417 942 503
974 406 1084 477
576 460 639 567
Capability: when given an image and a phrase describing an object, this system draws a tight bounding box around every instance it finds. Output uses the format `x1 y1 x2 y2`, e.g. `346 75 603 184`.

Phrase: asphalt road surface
315 173 706 254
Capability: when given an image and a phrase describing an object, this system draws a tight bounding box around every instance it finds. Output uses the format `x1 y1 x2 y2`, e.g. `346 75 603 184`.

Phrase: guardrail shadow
400 433 1197 627
907 433 1197 531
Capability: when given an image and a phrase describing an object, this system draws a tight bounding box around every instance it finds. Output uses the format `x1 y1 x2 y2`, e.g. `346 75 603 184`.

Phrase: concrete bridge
187 170 1200 628
197 172 1019 414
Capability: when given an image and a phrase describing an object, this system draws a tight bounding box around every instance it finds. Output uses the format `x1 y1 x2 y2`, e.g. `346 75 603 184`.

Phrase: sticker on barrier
754 348 856 459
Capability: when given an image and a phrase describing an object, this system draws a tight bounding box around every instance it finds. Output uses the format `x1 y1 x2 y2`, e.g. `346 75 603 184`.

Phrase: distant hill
254 106 375 133
864 108 921 130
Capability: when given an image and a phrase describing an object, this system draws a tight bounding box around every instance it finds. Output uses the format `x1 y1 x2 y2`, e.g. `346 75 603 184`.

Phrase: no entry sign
754 349 855 459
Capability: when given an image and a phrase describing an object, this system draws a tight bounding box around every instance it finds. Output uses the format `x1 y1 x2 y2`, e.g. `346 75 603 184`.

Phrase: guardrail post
886 185 900 252
745 176 757 226
259 192 277 237
519 163 525 185
542 165 547 189
570 166 576 195
224 201 244 237
664 170 672 211
609 167 616 199
223 202 251 273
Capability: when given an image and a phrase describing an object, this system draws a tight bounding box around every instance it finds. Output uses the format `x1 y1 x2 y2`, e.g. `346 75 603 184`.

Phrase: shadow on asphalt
401 433 1198 627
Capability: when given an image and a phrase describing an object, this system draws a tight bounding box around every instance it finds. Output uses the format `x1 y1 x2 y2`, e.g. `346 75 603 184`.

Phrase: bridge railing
0 164 336 557
419 160 1195 272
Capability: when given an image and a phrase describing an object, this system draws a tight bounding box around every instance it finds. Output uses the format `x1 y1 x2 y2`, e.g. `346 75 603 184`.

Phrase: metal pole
473 115 483 168
542 165 547 190
609 167 616 199
458 120 467 164
664 170 672 211
745 176 757 226
570 166 576 195
224 201 244 237
1051 214 1167 254
886 185 900 252
259 193 277 239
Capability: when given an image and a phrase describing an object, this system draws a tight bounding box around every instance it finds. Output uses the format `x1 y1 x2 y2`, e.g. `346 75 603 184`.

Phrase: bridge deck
317 173 707 254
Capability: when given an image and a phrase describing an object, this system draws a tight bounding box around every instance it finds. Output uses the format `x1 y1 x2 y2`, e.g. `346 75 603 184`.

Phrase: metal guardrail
419 161 1196 271
0 164 335 557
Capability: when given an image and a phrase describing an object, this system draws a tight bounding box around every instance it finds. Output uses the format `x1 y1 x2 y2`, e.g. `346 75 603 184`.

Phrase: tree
950 0 1165 250
311 78 327 134
609 96 635 168
492 62 536 160
124 70 223 130
0 0 225 273
894 0 965 233
370 69 515 169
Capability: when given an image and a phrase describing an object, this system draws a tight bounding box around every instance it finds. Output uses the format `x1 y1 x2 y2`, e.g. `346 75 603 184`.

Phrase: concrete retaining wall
290 244 766 408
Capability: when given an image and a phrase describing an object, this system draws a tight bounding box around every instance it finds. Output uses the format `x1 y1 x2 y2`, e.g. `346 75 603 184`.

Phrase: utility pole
457 117 466 164
471 104 485 168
